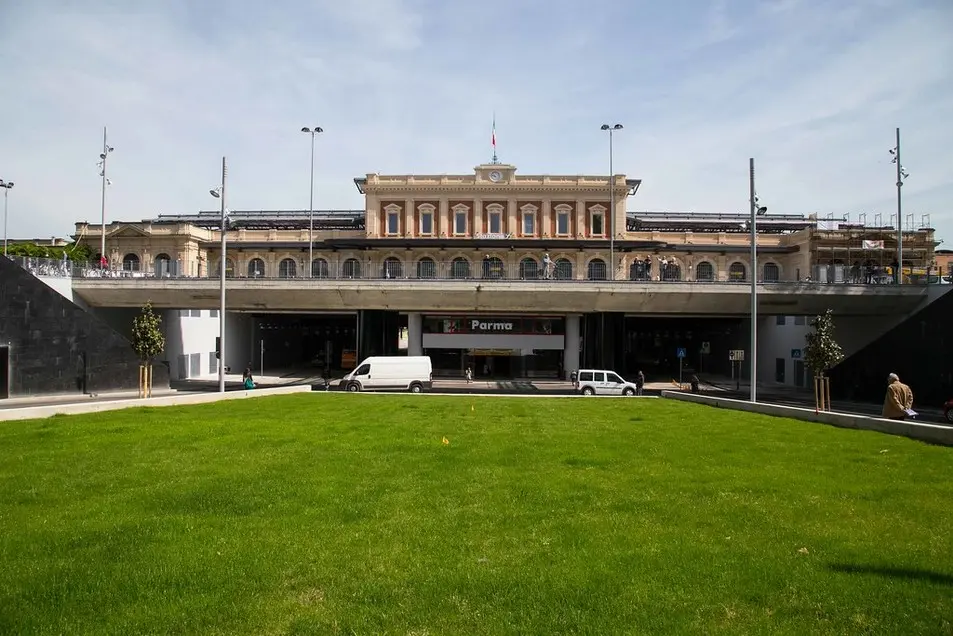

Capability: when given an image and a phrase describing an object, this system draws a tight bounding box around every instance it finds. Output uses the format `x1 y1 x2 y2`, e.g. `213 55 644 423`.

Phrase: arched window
587 258 607 281
311 258 329 278
342 258 361 279
416 257 436 279
213 257 235 278
382 257 403 279
481 256 506 279
519 257 539 280
122 253 140 272
695 261 715 282
279 258 298 278
154 253 172 276
729 262 747 282
248 258 265 278
763 262 780 282
450 257 471 279
629 258 650 281
554 258 573 280
660 260 681 282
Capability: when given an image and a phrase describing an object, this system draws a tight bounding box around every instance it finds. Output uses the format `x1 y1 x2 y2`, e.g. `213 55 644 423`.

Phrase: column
542 199 552 237
404 199 415 237
473 198 483 238
407 312 423 357
507 199 517 236
439 198 449 237
564 314 581 380
575 199 586 237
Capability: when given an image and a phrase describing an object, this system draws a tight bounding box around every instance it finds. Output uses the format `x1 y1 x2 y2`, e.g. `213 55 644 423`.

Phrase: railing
8 255 946 286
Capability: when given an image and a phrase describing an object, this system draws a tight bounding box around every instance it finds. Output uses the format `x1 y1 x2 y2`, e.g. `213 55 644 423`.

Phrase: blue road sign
676 347 687 359
791 348 802 359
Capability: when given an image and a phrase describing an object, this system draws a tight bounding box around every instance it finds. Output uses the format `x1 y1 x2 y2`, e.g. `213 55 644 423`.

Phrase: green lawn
1 395 951 635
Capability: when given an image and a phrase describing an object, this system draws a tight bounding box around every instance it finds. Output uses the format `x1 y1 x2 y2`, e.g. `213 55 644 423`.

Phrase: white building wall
162 309 254 380
162 309 219 380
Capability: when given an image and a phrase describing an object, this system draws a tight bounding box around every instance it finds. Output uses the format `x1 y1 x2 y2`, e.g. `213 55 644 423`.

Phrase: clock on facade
488 170 503 182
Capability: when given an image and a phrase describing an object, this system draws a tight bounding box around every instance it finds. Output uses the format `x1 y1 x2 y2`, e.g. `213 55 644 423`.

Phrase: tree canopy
131 302 165 364
803 309 845 377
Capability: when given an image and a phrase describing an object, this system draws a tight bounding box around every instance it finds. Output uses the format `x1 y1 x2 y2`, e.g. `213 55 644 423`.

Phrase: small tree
803 309 844 411
131 302 165 398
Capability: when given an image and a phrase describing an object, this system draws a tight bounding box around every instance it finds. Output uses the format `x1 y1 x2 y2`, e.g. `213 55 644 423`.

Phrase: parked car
340 355 433 393
575 369 640 396
944 399 953 424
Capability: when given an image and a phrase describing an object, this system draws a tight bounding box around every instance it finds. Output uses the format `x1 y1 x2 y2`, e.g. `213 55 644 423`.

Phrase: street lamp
301 126 323 277
0 179 13 256
749 158 768 403
600 123 623 279
209 156 228 393
889 129 910 285
96 127 114 269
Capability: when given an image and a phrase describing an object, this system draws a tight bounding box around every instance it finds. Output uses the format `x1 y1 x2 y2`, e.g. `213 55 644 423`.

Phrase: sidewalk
0 388 182 410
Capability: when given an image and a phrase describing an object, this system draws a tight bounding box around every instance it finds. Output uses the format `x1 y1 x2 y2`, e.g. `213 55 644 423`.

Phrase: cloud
0 0 951 244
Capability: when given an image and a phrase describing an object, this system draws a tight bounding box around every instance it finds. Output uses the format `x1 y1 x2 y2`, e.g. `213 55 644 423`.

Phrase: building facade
72 163 940 383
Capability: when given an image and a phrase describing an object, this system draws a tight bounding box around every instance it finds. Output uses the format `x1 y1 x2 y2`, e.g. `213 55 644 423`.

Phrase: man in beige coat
882 373 914 420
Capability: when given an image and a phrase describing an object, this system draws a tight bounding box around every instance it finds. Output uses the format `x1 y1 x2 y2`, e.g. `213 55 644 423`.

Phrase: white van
575 369 640 396
341 356 433 393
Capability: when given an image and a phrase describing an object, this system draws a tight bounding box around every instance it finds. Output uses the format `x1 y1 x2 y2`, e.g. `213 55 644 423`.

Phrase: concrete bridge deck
69 277 932 316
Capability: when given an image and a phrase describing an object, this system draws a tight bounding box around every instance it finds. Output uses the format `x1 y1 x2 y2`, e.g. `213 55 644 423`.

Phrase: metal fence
6 255 946 285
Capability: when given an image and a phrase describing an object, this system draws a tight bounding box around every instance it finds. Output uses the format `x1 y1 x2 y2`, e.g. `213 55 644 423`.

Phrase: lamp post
749 157 767 403
889 128 909 285
209 157 228 393
600 123 623 279
301 127 323 277
0 179 13 256
97 127 114 269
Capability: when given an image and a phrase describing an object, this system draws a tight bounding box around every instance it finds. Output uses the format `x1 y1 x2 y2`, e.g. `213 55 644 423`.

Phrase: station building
72 162 941 385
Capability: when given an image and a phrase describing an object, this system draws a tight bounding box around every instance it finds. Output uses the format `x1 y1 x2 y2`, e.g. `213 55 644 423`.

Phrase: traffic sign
676 347 686 359
729 349 745 361
791 348 802 359
700 341 711 354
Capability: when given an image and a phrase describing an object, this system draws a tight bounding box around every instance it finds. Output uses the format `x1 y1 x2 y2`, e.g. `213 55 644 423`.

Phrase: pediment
107 224 152 238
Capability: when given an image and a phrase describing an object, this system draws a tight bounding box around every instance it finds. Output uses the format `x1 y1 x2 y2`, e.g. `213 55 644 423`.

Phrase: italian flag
491 115 496 149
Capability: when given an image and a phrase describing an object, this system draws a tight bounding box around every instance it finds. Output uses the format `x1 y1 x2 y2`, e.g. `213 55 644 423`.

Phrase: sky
1 0 952 244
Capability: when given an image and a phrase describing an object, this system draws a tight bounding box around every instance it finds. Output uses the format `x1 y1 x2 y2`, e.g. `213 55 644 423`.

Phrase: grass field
1 394 951 635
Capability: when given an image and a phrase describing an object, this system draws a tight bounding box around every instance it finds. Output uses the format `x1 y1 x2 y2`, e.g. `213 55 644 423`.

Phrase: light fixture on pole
749 157 767 403
301 126 323 278
96 127 114 269
0 179 13 257
888 129 909 285
600 123 623 279
209 157 228 394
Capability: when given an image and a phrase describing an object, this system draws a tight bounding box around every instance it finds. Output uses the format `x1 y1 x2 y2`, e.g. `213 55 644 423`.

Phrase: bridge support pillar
582 312 625 372
358 310 399 360
407 312 423 357
563 314 581 380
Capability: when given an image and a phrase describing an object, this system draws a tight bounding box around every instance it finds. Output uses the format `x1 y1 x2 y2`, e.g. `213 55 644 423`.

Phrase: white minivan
341 356 433 393
575 369 640 396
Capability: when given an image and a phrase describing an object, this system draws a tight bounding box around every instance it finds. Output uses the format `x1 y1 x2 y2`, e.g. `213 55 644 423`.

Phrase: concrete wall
0 257 169 398
662 390 953 447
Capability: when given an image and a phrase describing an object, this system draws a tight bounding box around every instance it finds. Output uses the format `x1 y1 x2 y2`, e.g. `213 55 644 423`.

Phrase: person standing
635 370 645 396
882 373 914 420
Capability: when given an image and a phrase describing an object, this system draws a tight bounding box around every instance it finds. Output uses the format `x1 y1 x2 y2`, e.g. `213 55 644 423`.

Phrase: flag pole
491 113 498 164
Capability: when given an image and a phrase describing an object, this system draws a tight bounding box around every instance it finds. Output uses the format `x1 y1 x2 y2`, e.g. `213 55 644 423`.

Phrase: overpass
69 276 931 316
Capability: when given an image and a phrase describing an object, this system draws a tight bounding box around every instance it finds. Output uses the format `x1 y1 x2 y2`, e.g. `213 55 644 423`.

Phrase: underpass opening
621 316 746 382
251 313 360 380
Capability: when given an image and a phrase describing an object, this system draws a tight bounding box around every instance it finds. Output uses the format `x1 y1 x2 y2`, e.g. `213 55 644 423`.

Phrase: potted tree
803 309 845 412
